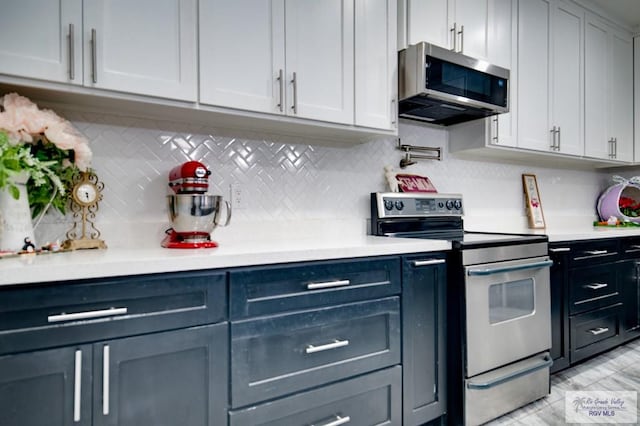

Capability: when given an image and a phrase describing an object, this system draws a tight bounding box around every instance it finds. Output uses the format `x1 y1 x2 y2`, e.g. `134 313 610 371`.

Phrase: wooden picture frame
522 174 546 229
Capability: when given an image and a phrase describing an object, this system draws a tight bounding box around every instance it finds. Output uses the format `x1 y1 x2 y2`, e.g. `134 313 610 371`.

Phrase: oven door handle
466 356 553 390
467 260 553 276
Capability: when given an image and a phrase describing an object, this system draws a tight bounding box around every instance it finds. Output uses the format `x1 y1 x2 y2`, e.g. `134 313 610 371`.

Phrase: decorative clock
62 170 107 250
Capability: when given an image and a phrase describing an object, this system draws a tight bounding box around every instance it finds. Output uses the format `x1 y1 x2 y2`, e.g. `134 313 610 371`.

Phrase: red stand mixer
162 161 232 248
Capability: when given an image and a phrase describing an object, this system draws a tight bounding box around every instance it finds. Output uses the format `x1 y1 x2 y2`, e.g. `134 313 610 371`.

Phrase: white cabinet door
83 0 197 101
584 15 608 159
199 0 285 113
355 0 397 130
0 0 82 84
517 0 552 152
608 29 633 162
404 0 450 49
285 0 354 124
550 0 583 156
451 0 489 59
487 0 513 69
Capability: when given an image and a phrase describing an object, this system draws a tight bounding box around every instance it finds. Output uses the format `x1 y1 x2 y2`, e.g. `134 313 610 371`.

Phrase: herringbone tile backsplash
36 110 612 244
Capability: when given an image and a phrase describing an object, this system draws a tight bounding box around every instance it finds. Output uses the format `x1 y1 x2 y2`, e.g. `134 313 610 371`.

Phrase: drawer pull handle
103 345 110 415
73 350 82 422
584 283 608 290
549 247 571 253
48 307 128 323
584 250 608 255
628 245 640 251
313 415 351 426
307 280 350 290
413 259 446 267
305 339 349 354
588 327 609 336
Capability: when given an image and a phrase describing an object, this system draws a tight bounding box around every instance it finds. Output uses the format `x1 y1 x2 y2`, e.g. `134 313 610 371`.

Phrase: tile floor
485 338 640 425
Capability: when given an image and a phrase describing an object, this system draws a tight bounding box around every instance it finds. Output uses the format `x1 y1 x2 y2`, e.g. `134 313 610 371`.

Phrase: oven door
464 256 552 377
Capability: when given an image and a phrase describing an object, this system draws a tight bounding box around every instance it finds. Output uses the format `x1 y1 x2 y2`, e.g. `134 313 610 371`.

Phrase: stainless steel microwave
398 42 509 126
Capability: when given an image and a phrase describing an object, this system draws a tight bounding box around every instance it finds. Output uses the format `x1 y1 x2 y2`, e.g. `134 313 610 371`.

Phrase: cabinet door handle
103 345 110 415
314 415 351 426
413 259 446 267
276 69 284 112
584 250 608 255
588 327 609 336
48 307 128 323
549 247 571 253
450 23 457 51
291 72 298 114
68 23 75 81
556 127 561 151
305 339 349 354
584 283 608 290
91 28 98 83
391 98 397 126
492 116 499 142
458 25 464 53
307 279 350 290
614 137 618 158
73 350 82 422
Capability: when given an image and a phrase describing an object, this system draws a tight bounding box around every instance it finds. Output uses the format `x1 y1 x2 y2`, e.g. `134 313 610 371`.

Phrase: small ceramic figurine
384 165 399 192
21 237 35 253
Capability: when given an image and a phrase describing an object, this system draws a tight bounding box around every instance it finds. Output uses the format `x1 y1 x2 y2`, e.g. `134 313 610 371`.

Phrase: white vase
0 172 35 252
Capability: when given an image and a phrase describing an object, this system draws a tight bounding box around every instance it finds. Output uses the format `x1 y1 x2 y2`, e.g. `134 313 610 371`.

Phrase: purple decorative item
597 176 640 223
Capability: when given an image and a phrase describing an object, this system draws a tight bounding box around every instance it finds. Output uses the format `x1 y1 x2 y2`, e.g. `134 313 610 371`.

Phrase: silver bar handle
276 69 284 112
307 279 350 290
467 355 553 389
68 23 75 80
468 259 553 276
48 307 128 323
549 247 571 253
450 23 457 51
492 116 499 142
589 327 609 336
585 250 608 255
557 126 561 151
391 98 397 126
73 350 82 422
629 245 640 250
413 259 446 267
91 28 97 83
305 339 349 354
614 137 617 158
291 72 298 114
458 24 464 53
584 283 608 290
103 345 110 415
314 415 351 426
550 126 556 150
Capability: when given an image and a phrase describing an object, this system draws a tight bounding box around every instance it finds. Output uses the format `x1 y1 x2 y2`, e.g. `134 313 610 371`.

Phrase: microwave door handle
467 260 553 276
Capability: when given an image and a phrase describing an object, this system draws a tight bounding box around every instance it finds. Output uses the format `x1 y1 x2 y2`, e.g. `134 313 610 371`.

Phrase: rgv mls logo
566 391 637 424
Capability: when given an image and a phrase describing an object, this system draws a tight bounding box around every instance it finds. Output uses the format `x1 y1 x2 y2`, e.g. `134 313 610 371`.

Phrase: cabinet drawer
569 264 620 315
570 303 622 363
229 366 401 426
568 240 619 266
0 271 226 355
621 237 640 258
229 257 400 318
231 297 400 407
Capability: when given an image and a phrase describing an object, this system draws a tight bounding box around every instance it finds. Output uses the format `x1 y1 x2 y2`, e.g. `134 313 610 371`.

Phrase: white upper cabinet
402 0 450 50
83 0 197 101
199 0 285 112
355 0 398 130
200 0 354 125
584 14 633 162
0 0 83 85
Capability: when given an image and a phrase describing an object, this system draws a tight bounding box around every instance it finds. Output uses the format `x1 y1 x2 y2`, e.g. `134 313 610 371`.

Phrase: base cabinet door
0 346 92 426
618 260 640 341
402 255 447 426
549 246 570 373
93 324 228 426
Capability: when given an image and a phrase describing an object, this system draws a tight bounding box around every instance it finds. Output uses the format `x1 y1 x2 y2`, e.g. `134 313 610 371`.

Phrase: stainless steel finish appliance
398 42 509 126
370 192 552 426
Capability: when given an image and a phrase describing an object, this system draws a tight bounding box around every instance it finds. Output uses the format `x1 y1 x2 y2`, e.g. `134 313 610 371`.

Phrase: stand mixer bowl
167 194 231 234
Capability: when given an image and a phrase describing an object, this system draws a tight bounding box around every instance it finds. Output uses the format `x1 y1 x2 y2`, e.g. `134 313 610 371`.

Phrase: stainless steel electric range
371 192 553 426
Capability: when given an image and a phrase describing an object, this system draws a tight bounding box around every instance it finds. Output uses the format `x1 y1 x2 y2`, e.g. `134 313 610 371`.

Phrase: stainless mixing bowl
166 194 231 233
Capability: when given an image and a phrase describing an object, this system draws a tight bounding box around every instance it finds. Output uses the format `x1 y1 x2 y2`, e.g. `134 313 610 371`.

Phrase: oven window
488 278 535 324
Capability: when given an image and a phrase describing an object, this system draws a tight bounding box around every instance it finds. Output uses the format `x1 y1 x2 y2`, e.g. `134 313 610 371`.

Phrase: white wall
35 111 619 244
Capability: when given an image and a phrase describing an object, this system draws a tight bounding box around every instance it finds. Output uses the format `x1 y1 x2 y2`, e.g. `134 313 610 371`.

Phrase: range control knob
445 200 455 210
384 200 394 211
394 200 404 211
454 200 462 210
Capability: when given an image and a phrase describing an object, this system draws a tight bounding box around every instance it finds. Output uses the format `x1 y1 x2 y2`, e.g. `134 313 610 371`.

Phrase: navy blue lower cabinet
401 254 447 426
230 297 400 408
549 246 571 373
618 259 640 342
228 366 402 426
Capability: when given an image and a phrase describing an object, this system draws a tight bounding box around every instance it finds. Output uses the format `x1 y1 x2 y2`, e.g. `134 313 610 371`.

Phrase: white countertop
0 219 451 286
